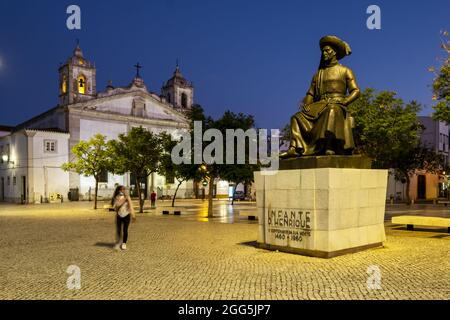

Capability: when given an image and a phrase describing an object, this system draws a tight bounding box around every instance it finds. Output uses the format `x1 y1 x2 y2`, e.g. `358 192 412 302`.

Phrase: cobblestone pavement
0 201 449 300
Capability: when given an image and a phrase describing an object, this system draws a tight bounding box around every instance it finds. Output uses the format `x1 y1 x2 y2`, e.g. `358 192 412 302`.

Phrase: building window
44 140 57 153
98 170 108 183
0 145 3 164
167 93 171 103
132 99 146 117
181 93 188 108
166 174 175 184
13 176 16 186
7 176 10 186
61 75 67 94
78 74 86 94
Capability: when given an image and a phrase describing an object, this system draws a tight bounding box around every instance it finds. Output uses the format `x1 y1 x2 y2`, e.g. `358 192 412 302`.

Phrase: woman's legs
122 215 131 244
116 215 122 243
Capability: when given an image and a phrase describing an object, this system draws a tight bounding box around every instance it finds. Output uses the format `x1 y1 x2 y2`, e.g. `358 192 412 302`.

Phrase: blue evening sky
0 0 448 129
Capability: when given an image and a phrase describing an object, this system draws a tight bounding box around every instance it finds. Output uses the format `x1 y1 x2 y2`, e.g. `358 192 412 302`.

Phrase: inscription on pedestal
267 209 312 244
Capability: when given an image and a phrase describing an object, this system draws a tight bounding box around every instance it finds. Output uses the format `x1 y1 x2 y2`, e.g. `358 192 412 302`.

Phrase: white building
0 45 246 203
0 129 69 203
0 45 201 203
386 116 449 201
0 126 12 138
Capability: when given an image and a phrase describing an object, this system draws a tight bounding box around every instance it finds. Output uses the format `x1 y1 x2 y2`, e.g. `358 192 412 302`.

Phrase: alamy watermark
66 5 81 30
366 5 381 30
367 265 382 290
66 265 81 290
171 121 279 175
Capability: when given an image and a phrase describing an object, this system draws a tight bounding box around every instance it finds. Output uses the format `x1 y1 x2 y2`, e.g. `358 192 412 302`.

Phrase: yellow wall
408 171 440 200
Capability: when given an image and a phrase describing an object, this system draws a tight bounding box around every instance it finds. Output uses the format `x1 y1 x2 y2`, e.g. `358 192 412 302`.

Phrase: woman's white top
115 195 130 218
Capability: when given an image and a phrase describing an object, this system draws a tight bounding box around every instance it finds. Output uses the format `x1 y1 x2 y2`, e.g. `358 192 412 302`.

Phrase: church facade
0 45 215 203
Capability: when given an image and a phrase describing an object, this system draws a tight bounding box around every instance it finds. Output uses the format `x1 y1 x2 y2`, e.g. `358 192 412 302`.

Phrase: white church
0 45 234 203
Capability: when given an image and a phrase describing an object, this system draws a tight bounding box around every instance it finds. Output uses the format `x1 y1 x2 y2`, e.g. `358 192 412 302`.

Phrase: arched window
77 74 86 94
181 93 188 108
61 75 67 94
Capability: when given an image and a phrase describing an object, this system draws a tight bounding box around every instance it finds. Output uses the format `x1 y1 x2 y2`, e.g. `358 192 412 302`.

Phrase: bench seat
392 215 450 232
239 210 258 220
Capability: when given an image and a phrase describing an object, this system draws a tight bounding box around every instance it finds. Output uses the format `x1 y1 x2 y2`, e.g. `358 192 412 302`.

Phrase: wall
0 133 27 202
29 131 70 203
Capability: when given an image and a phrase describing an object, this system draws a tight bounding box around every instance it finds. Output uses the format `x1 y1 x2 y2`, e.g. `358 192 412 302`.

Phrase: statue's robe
290 63 358 155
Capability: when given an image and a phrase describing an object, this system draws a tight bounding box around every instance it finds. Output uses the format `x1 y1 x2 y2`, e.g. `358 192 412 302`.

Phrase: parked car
233 191 246 201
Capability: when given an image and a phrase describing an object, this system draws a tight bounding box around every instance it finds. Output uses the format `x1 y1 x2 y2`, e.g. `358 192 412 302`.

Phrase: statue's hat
319 35 352 60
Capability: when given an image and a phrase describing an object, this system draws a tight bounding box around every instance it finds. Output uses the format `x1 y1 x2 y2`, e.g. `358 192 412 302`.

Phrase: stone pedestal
254 156 387 258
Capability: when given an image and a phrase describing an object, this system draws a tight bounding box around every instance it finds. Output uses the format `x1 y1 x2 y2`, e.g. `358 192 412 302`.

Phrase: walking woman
111 186 136 250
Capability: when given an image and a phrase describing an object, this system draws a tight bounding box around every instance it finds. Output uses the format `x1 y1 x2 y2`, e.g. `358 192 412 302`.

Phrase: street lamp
2 154 14 165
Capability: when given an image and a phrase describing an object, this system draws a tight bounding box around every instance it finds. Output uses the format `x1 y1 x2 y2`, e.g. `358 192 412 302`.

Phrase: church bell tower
161 63 194 111
59 43 96 106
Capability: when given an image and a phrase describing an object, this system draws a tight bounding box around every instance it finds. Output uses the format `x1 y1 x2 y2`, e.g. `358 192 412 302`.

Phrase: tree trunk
208 177 214 218
231 182 240 205
94 178 99 210
405 175 412 205
136 179 143 213
172 179 183 207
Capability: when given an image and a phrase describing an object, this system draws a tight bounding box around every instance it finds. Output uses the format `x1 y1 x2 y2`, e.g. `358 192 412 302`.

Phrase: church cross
134 63 142 78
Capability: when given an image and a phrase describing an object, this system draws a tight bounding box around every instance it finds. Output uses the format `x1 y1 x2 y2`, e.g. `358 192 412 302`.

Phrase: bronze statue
281 36 361 158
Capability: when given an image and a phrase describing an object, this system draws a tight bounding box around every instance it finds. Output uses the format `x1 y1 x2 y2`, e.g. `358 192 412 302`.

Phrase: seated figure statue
281 35 361 158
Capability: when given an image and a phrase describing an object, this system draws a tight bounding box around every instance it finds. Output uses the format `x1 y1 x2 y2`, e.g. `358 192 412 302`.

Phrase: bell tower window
181 93 188 108
61 75 67 94
78 75 86 94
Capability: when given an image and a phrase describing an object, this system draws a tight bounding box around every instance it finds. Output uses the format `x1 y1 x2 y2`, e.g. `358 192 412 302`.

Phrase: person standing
150 190 157 208
111 186 136 250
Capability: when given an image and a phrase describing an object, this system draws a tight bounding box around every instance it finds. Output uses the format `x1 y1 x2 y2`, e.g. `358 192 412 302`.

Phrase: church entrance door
22 176 27 204
1 177 4 201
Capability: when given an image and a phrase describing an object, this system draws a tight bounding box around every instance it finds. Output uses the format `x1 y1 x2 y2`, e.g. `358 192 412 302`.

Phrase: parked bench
239 210 258 221
392 215 450 232
437 200 450 206
160 208 184 216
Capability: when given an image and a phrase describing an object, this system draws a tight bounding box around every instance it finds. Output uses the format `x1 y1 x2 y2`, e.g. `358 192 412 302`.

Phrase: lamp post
2 154 14 166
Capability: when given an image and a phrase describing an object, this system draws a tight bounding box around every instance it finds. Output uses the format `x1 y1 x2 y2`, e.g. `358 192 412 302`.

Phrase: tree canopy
431 30 450 123
348 88 445 202
62 133 111 209
108 126 163 213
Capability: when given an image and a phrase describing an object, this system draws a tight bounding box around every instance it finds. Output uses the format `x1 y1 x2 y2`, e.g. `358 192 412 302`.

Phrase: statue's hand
329 97 346 105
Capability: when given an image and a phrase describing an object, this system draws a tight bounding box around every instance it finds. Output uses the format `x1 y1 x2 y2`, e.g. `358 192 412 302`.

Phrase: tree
62 134 111 209
280 123 291 148
214 111 258 205
431 30 450 122
159 132 200 207
348 89 444 203
185 105 257 216
108 127 163 213
348 89 422 168
186 105 217 217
